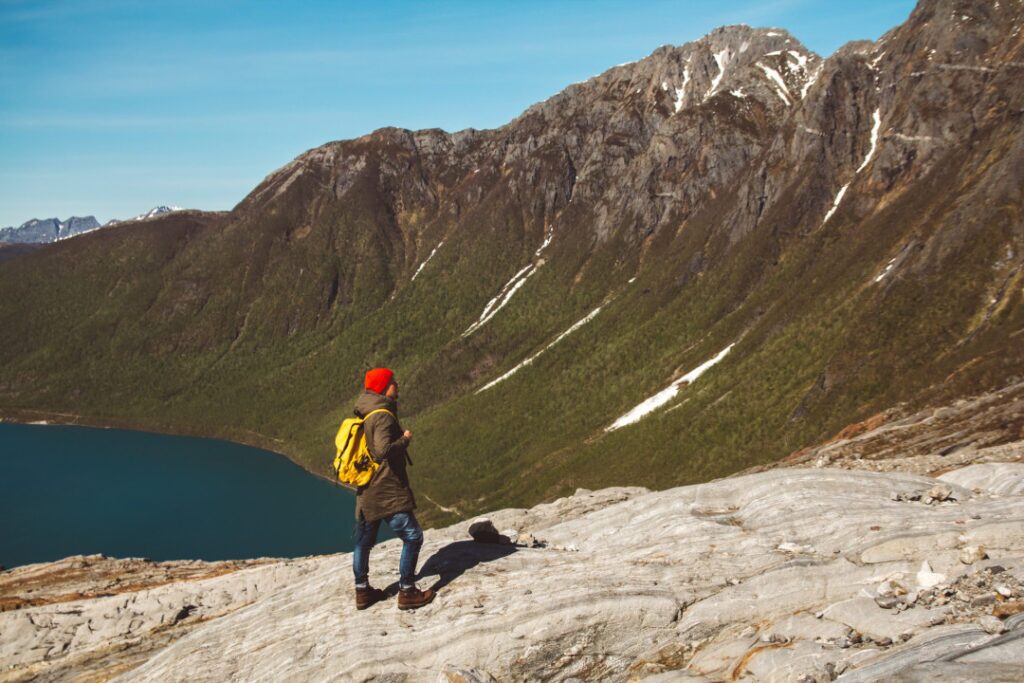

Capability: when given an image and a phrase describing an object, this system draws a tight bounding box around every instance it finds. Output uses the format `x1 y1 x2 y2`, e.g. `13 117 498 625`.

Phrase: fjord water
0 423 368 569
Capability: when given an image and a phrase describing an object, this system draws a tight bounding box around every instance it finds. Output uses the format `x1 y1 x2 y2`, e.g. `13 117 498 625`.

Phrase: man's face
385 381 399 399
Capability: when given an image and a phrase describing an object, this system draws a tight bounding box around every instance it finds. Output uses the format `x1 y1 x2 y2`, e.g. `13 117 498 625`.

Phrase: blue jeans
352 511 423 589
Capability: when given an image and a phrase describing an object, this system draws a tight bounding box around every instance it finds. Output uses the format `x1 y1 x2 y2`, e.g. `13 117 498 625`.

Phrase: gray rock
2 466 1021 683
960 545 988 564
926 484 953 503
971 594 996 607
875 595 900 610
978 615 1006 635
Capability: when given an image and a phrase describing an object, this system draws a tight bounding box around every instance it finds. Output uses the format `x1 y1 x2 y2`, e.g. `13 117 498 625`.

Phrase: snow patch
107 205 185 225
411 241 444 282
463 264 540 337
477 306 604 393
801 64 823 99
704 49 732 101
891 132 937 143
674 66 690 113
757 63 791 105
856 109 882 173
606 343 736 431
821 108 882 228
936 63 995 73
874 255 898 283
535 230 554 257
54 225 102 242
821 184 850 227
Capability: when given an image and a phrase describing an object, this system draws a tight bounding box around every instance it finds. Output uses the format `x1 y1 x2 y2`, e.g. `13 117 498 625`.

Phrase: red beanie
364 367 395 395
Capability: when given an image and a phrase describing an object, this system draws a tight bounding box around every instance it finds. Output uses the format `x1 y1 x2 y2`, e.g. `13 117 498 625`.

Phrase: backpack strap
362 408 397 464
363 408 395 420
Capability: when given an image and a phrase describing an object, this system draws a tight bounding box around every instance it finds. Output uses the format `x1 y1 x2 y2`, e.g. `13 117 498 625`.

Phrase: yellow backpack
332 408 395 487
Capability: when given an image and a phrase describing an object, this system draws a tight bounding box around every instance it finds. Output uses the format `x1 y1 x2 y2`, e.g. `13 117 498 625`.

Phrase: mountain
0 207 185 244
0 0 1022 527
0 216 100 243
106 205 185 226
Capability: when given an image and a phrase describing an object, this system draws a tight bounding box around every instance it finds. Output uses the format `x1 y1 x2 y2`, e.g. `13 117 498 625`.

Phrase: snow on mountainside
106 205 185 226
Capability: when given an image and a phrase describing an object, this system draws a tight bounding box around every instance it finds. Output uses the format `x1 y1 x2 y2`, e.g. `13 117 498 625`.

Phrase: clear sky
0 0 917 227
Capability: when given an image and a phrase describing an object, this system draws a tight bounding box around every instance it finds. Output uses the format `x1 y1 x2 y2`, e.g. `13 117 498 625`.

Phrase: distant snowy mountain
0 216 100 244
0 206 187 244
107 205 184 225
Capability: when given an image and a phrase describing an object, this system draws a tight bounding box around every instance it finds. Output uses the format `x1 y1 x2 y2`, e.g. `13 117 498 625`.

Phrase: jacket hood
354 389 397 418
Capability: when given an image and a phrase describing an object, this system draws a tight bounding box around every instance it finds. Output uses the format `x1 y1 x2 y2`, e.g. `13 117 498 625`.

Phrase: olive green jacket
353 390 416 523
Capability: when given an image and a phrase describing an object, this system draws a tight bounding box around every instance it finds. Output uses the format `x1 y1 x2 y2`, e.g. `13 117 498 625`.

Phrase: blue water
0 423 378 569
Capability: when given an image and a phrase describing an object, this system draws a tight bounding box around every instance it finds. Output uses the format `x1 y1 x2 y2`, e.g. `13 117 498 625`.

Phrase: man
351 367 435 610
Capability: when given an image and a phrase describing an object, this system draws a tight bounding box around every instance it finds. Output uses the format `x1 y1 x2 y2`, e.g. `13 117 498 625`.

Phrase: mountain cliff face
0 0 1022 524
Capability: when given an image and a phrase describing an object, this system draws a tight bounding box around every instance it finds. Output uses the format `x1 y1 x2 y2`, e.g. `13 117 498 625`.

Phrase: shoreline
0 408 353 493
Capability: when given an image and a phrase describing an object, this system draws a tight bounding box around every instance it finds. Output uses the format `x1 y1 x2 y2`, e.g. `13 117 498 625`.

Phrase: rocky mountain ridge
0 0 1021 525
0 207 185 244
0 216 99 244
105 205 185 226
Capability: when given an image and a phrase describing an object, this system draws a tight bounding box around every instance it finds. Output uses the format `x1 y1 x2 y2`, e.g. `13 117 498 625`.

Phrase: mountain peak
105 205 185 226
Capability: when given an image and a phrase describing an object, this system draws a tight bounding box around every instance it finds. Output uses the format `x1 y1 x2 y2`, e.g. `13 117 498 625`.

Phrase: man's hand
404 430 413 441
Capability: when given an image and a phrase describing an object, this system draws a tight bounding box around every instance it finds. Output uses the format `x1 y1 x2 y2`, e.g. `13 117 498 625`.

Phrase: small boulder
959 545 988 564
971 594 996 608
516 532 546 548
994 584 1014 599
978 615 1005 635
468 518 512 545
874 595 900 610
926 483 954 503
916 561 946 589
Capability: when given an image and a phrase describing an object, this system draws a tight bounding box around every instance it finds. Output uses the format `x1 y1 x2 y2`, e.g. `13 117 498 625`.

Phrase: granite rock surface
2 464 1023 682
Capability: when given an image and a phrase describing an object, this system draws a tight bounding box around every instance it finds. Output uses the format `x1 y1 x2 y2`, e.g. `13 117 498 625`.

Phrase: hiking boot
355 585 386 610
397 586 435 610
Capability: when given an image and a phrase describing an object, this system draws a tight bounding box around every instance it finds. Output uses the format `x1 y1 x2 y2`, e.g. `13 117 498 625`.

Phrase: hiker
351 367 436 610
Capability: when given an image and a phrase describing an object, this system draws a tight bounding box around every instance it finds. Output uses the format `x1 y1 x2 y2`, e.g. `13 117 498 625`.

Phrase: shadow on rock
417 541 517 593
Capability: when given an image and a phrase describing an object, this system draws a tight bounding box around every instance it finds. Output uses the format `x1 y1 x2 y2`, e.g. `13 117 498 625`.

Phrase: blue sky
0 0 917 227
